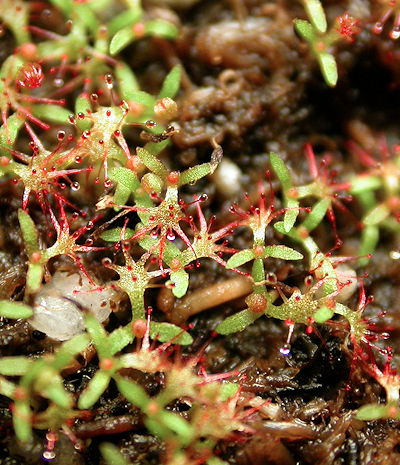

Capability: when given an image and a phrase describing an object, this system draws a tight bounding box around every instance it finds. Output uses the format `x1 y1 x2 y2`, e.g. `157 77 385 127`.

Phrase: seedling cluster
0 1 399 464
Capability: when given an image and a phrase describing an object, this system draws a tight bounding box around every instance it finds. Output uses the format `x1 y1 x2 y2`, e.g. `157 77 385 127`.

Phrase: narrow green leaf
168 270 189 298
158 411 194 445
264 245 303 260
108 3 142 35
109 325 134 356
75 95 92 131
317 52 338 87
283 199 299 232
269 152 292 191
85 313 110 359
115 62 140 100
356 404 392 421
159 66 181 99
294 19 315 42
313 305 334 323
78 370 111 409
110 26 135 55
0 113 24 153
26 263 44 293
30 104 71 125
179 162 213 186
0 375 15 398
45 381 72 409
13 401 32 442
127 90 155 108
0 301 33 319
100 443 130 465
53 334 90 370
302 0 327 33
226 249 255 269
150 322 193 345
114 375 149 408
219 382 240 401
216 308 261 335
0 356 32 376
18 209 39 256
302 197 330 232
109 166 141 206
363 203 390 226
145 20 178 40
136 147 168 177
358 224 379 266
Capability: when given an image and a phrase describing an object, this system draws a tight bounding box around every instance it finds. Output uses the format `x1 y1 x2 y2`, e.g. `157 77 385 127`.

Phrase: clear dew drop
373 22 383 34
71 181 80 191
279 344 291 356
167 231 176 241
390 27 400 39
150 230 158 240
53 77 64 87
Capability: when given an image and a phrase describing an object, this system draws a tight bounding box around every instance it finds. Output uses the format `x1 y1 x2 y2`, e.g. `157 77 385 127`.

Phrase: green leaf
45 381 72 409
0 301 33 319
358 225 379 266
115 62 140 100
350 175 381 194
30 104 71 125
136 147 168 178
216 308 261 335
356 404 393 421
302 198 330 232
127 90 155 108
13 401 32 442
363 203 390 226
302 0 327 33
150 322 193 345
110 26 135 55
0 375 15 398
167 270 189 298
26 263 44 293
75 95 92 131
264 245 303 260
109 166 141 206
157 410 194 445
108 3 143 35
179 162 214 186
0 356 32 375
18 209 39 256
145 20 179 40
313 305 334 323
294 19 315 42
317 52 338 87
0 113 24 154
114 375 149 408
269 152 292 191
226 249 255 269
85 314 110 359
219 382 240 401
78 370 111 409
159 66 181 99
109 325 134 356
100 443 130 465
283 199 299 232
53 333 90 370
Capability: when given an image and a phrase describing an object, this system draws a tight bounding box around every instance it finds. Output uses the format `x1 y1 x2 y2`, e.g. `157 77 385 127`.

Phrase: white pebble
212 158 242 198
29 271 118 341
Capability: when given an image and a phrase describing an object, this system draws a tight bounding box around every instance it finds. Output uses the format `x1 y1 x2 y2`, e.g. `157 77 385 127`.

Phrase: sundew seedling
0 1 399 464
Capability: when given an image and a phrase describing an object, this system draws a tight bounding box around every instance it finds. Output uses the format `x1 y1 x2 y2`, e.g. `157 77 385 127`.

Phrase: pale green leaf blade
0 301 33 319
